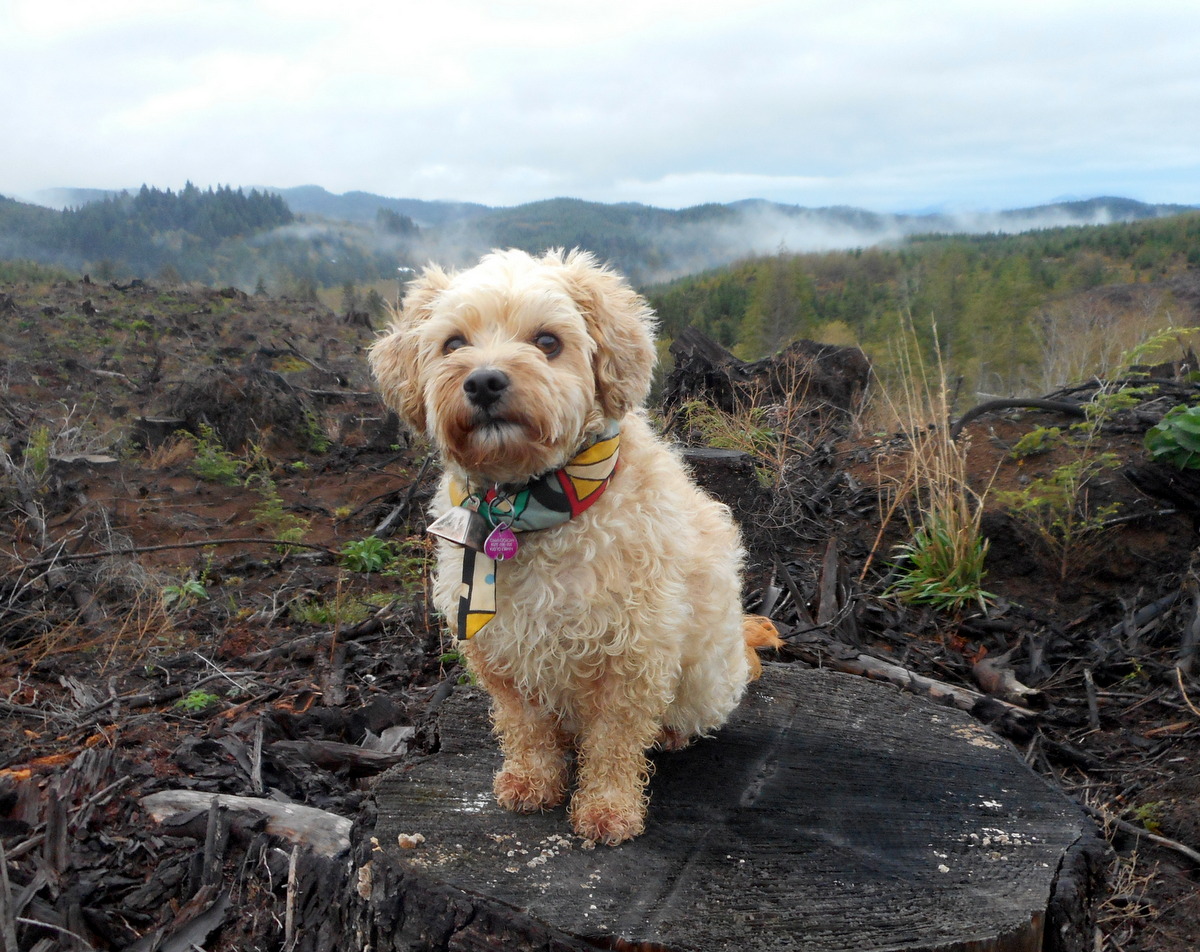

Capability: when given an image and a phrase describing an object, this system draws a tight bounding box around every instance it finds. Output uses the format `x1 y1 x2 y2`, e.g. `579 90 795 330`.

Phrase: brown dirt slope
1 277 1198 951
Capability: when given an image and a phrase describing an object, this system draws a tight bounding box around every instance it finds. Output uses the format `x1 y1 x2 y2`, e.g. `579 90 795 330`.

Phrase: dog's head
369 248 656 484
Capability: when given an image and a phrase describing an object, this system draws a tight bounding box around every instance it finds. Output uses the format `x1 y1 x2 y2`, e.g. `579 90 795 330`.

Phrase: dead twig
1084 803 1200 867
1176 666 1200 718
22 536 337 571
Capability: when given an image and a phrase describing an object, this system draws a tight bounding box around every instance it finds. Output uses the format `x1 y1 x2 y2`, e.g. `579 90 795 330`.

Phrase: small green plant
1009 425 1062 460
1128 801 1164 834
997 381 1126 582
1144 404 1200 469
187 424 245 485
340 536 395 573
175 690 220 713
162 578 208 609
290 595 372 626
381 538 433 594
248 476 311 551
995 456 1122 582
23 426 52 481
888 517 993 612
439 647 476 684
302 409 331 453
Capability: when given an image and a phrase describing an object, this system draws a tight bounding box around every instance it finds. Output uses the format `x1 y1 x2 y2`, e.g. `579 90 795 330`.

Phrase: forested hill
0 185 294 285
10 185 1195 290
644 210 1200 399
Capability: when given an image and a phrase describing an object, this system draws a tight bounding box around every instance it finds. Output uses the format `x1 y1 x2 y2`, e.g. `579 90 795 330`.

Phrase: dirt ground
1 278 1198 951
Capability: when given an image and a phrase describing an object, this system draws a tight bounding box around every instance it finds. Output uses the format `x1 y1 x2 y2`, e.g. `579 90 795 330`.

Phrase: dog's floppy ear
368 265 452 435
552 248 657 420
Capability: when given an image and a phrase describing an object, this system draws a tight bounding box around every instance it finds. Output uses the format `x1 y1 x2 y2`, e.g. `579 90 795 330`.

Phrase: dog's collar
433 421 621 640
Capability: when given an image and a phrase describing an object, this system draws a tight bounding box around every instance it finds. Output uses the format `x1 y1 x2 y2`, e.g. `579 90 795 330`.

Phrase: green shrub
187 424 245 485
340 536 394 573
1144 404 1200 469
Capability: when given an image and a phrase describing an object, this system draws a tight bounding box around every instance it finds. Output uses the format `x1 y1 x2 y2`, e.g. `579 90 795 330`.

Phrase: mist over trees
646 212 1200 398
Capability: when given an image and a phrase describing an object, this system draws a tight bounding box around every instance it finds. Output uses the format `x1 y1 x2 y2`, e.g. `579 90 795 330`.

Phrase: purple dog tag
484 523 519 560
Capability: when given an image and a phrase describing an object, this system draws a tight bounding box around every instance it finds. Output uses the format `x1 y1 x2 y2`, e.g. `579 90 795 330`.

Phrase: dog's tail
742 615 784 681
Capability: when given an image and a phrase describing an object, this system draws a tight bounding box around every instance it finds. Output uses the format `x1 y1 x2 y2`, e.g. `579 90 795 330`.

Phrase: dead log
141 791 352 858
268 739 409 777
355 664 1105 952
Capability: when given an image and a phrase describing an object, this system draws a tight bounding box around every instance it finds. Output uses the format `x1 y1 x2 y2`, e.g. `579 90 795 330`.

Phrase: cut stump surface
371 665 1105 952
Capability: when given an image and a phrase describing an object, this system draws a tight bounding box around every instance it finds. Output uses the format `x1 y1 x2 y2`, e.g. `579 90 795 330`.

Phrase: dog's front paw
570 796 646 845
494 765 566 813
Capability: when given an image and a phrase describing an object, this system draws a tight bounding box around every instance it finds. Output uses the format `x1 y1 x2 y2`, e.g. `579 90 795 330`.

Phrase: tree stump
661 326 872 420
365 666 1106 952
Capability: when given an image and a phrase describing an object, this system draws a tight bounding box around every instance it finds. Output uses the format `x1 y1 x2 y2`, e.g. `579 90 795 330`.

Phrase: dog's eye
443 335 468 354
533 332 562 358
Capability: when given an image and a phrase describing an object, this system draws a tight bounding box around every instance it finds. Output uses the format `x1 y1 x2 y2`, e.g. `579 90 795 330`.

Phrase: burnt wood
366 664 1106 952
662 326 871 418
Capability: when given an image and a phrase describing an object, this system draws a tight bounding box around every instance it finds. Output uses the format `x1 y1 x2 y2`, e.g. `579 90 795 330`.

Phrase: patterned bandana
432 421 620 640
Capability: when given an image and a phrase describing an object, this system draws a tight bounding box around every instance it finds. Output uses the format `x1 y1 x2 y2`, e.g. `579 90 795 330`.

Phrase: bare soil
1 278 1198 951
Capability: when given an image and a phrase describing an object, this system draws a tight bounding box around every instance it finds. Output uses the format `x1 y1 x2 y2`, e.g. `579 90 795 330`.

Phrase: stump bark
362 665 1106 952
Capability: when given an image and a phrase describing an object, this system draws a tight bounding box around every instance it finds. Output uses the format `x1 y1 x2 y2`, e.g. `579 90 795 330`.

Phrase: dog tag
427 506 490 551
483 522 520 560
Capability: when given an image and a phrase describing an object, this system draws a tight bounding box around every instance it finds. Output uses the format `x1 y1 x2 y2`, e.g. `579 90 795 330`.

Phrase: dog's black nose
463 367 510 408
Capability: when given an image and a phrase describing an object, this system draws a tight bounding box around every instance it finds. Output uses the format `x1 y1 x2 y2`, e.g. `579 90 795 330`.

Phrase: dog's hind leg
467 652 570 813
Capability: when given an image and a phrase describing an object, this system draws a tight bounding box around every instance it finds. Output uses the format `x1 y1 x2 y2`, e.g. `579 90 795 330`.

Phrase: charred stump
348 664 1106 952
662 327 872 421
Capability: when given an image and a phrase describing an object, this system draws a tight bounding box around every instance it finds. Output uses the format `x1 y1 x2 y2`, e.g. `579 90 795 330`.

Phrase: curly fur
369 248 752 845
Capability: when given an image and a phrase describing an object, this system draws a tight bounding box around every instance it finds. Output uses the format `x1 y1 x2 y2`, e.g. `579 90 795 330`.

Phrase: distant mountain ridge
7 185 1198 288
35 184 1195 233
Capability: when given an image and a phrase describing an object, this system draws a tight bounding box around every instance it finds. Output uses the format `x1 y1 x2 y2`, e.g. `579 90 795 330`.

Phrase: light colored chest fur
427 417 739 714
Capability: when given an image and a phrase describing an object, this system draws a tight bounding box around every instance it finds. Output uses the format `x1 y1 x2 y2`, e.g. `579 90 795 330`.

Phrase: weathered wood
366 665 1105 952
141 791 352 858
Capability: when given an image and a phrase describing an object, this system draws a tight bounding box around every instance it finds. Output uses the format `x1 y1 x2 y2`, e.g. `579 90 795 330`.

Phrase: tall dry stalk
866 316 994 612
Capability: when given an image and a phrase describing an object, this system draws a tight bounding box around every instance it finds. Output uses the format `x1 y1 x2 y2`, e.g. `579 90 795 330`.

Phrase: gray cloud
2 0 1198 211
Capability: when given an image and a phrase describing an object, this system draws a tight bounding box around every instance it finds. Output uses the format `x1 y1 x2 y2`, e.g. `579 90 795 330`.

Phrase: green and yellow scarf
436 422 620 640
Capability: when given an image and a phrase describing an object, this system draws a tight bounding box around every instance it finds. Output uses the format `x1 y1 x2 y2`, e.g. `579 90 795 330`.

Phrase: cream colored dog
370 248 773 845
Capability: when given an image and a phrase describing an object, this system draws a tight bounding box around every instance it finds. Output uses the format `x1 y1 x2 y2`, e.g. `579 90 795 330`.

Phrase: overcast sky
3 0 1198 212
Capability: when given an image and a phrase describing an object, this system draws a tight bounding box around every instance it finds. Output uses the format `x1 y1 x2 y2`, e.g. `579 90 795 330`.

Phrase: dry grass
667 348 832 488
864 317 994 612
145 434 196 469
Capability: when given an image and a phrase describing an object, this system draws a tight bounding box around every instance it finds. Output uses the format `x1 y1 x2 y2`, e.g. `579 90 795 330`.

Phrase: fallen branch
374 453 434 538
22 536 337 571
141 790 352 857
1084 803 1200 867
782 625 1038 729
949 398 1088 439
69 670 266 724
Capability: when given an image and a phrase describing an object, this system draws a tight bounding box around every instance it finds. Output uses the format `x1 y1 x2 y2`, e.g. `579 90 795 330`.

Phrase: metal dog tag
483 522 520 561
427 506 490 551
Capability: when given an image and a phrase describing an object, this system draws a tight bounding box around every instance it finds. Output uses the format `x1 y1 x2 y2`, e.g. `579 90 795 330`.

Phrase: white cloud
2 0 1199 210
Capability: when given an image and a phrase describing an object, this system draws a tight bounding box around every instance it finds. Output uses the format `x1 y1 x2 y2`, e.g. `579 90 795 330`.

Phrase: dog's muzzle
463 367 510 410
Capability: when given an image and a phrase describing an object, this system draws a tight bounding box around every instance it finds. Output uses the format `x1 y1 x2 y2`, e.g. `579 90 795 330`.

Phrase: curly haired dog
370 248 777 845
